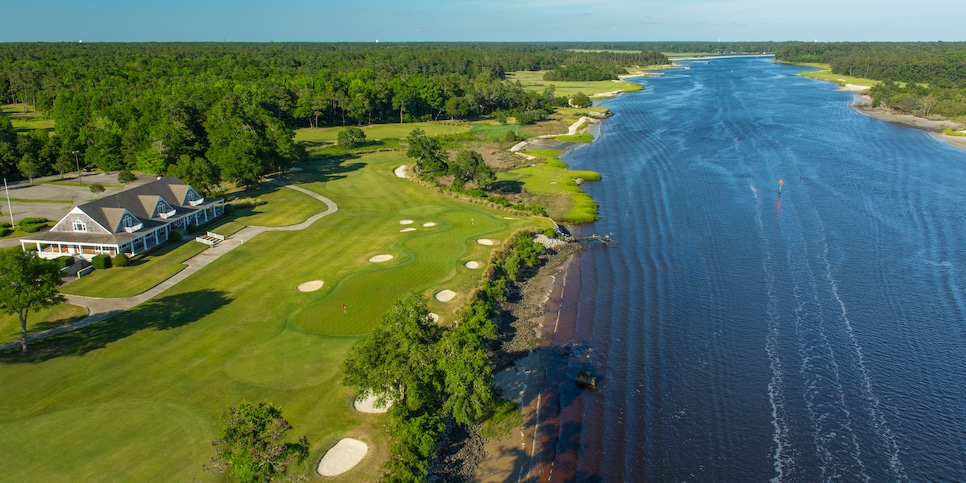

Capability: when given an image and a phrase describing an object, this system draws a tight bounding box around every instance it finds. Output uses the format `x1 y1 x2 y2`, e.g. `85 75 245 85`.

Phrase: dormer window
157 200 170 215
123 216 135 228
73 220 87 232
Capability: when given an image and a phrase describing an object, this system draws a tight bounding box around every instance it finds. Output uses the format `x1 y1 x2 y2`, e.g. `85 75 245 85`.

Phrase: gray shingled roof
78 176 196 233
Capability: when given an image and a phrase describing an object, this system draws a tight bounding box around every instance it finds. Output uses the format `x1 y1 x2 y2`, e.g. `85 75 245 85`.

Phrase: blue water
552 57 966 482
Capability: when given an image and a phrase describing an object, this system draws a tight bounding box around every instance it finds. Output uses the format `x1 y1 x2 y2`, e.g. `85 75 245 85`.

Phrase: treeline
776 42 966 119
0 42 666 186
544 63 629 81
560 41 799 54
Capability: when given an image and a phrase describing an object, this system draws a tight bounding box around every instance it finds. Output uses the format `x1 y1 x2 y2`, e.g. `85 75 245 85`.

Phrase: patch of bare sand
465 261 480 269
400 227 417 232
399 219 414 225
368 254 393 263
435 290 456 302
317 438 368 476
297 280 324 292
477 239 496 246
394 165 408 178
354 393 391 413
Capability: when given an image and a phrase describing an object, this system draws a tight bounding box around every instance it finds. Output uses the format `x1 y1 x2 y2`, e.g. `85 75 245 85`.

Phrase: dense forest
776 42 966 119
0 42 673 187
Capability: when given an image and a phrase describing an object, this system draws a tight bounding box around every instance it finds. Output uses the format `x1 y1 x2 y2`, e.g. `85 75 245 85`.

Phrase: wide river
546 56 966 482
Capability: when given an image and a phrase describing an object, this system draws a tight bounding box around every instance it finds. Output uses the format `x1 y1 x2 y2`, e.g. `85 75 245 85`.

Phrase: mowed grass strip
506 71 644 98
295 121 470 145
1 103 55 132
0 149 550 481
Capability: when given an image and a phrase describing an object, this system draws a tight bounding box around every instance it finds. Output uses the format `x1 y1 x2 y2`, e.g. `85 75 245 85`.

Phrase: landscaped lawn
0 303 88 342
0 149 551 481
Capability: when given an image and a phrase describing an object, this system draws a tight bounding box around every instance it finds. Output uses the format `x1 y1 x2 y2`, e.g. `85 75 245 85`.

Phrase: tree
570 92 592 108
207 401 309 483
342 293 443 411
169 155 218 195
405 128 448 175
337 127 366 148
450 150 495 190
0 248 65 353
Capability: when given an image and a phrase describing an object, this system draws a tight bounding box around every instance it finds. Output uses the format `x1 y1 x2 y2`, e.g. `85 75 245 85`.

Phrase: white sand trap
465 261 480 269
400 227 417 232
354 393 392 413
297 280 324 292
423 222 437 227
317 438 368 477
368 254 394 263
435 290 457 302
504 217 515 219
394 165 409 178
477 239 496 246
399 219 414 225
429 312 440 322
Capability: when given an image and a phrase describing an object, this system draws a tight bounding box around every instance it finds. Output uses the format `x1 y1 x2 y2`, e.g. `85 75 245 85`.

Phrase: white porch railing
124 222 144 233
159 209 177 219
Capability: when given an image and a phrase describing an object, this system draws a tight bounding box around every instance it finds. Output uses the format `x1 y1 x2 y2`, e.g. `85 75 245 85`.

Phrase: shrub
17 217 48 226
112 253 130 267
169 230 182 242
91 254 112 269
117 170 137 184
89 183 105 193
503 130 519 143
186 223 198 233
0 222 10 228
224 204 236 215
55 256 75 269
20 223 48 233
0 227 10 237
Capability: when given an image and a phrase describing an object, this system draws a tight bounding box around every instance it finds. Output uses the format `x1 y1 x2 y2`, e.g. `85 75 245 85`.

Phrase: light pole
72 150 82 185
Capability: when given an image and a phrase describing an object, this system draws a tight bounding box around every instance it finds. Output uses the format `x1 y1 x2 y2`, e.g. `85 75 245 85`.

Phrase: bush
186 223 198 233
89 183 105 193
224 204 236 215
0 227 10 237
112 253 130 267
55 256 75 269
17 217 48 226
503 130 519 143
91 254 112 269
169 230 182 242
20 223 48 233
0 222 11 228
117 170 137 184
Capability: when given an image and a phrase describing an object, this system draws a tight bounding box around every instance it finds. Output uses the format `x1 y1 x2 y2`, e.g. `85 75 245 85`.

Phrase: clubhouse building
20 176 224 260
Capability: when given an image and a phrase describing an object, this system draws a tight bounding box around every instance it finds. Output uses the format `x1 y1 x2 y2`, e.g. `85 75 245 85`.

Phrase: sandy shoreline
843 91 966 153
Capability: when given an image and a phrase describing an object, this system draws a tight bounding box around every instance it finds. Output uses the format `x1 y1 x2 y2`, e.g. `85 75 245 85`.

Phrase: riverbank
849 92 966 151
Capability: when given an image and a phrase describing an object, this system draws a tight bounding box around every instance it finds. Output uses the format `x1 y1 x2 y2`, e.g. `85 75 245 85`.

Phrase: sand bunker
354 393 391 413
317 438 368 477
400 227 417 232
423 222 436 227
394 165 409 178
465 261 480 269
368 254 393 263
429 312 440 322
435 290 457 302
399 219 414 225
477 239 496 246
297 280 324 292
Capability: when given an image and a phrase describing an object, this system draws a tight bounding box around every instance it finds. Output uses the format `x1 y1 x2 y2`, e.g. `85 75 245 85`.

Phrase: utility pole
4 178 15 227
72 150 82 185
